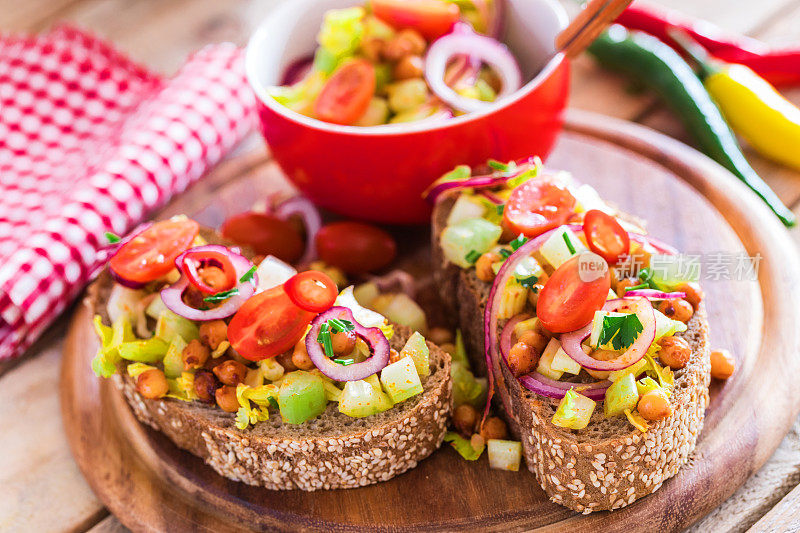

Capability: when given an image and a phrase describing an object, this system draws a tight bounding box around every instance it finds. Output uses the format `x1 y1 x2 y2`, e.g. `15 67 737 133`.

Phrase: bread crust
90 231 452 491
431 193 711 513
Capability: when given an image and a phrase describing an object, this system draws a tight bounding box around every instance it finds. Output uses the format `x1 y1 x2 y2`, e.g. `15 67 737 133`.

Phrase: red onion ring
478 189 504 204
423 160 535 204
499 314 527 364
425 22 521 114
305 306 390 382
563 224 678 256
518 372 610 401
560 298 656 372
178 249 237 295
624 289 686 300
274 196 321 266
280 55 313 86
161 245 257 321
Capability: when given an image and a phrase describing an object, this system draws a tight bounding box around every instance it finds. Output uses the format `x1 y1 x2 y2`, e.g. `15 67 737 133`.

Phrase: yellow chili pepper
674 30 800 171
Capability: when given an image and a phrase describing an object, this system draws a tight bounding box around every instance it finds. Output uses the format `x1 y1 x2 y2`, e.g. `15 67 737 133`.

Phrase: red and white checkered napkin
0 25 257 360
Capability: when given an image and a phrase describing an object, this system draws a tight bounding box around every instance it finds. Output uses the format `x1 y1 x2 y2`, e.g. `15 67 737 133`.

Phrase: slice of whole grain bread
431 192 711 513
89 228 452 491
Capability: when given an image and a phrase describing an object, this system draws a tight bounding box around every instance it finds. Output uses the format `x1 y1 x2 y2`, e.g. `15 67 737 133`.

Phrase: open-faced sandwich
430 159 718 513
90 217 452 490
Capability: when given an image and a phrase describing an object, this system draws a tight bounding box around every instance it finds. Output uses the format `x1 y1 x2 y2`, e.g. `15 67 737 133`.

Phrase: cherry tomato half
314 59 376 125
284 270 338 313
109 218 199 284
583 210 631 265
180 249 237 294
502 178 577 238
536 254 610 333
228 285 315 361
316 221 397 275
221 212 304 264
372 0 460 40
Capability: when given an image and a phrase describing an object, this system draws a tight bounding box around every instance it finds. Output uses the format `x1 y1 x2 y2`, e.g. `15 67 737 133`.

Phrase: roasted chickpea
658 298 694 323
658 336 691 369
475 251 500 282
518 330 549 354
480 416 509 441
507 340 539 377
215 385 239 413
276 351 297 372
182 339 210 371
428 327 454 346
453 404 479 436
393 54 424 80
292 339 316 371
470 433 485 451
199 320 228 350
389 348 401 364
198 266 228 292
136 369 169 399
382 29 426 61
439 342 457 357
615 277 639 297
331 330 357 356
637 389 673 421
360 37 384 62
591 349 619 361
194 370 219 403
213 360 247 386
710 349 735 380
676 282 704 310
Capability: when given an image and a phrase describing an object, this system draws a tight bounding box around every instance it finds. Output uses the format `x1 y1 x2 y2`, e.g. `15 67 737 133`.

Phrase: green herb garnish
624 283 648 292
203 288 239 303
516 275 539 289
496 204 505 216
562 233 577 255
488 159 515 172
638 267 658 289
317 323 334 358
442 164 471 182
328 318 355 334
498 248 512 259
333 358 355 366
598 314 644 351
510 234 528 251
465 250 482 264
104 232 121 244
239 265 257 283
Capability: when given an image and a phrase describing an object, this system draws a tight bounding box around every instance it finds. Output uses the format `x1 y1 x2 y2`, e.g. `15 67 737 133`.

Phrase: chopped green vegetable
598 313 644 351
117 337 169 363
328 318 354 333
509 234 528 251
552 389 596 429
516 275 539 290
444 432 484 460
333 358 354 366
562 232 576 255
162 335 187 379
278 371 327 424
496 204 505 216
203 288 239 303
441 217 502 269
155 310 198 344
604 373 640 417
440 164 472 182
104 231 121 244
338 378 393 417
624 283 648 292
317 6 365 57
317 323 334 359
465 250 482 264
452 330 469 366
505 164 539 189
380 356 423 403
239 265 257 283
487 159 517 174
451 361 487 408
487 439 522 471
400 331 430 377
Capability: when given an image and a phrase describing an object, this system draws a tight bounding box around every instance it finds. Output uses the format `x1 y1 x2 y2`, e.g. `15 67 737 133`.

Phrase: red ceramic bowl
246 0 569 224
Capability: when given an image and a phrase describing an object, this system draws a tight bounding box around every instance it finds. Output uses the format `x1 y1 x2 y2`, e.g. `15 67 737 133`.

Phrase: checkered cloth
0 25 256 361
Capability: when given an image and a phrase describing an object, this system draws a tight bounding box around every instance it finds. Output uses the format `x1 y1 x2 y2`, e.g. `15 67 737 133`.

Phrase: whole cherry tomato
372 0 460 40
221 212 304 263
583 210 630 265
314 60 376 125
316 221 397 274
227 285 315 361
536 254 610 333
503 178 577 238
109 218 199 284
284 270 338 313
180 249 237 294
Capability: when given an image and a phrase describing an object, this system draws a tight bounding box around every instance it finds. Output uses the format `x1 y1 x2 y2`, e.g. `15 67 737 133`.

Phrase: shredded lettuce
644 353 675 396
317 7 365 58
451 362 487 408
653 309 688 342
91 314 134 378
636 376 661 397
444 432 484 460
126 362 157 379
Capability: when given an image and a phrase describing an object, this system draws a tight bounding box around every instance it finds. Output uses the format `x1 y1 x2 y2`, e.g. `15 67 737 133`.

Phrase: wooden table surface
1 1 800 532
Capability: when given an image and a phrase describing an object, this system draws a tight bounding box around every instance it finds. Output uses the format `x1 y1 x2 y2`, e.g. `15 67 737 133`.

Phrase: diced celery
513 317 540 340
536 338 563 380
588 310 625 349
446 194 486 227
512 256 543 285
550 346 581 375
145 294 169 320
117 337 169 363
338 379 393 417
376 294 427 333
387 79 429 113
487 439 523 471
363 14 395 40
313 47 340 75
604 373 639 417
278 371 328 424
155 310 198 344
389 104 441 124
353 282 380 308
475 79 496 102
608 357 648 382
496 277 527 320
654 309 688 341
354 97 390 126
649 254 701 290
162 335 187 378
400 331 430 377
440 218 502 268
107 285 145 324
374 63 392 93
380 356 423 403
540 226 587 269
444 432 484 460
552 389 595 430
324 381 343 402
317 6 365 57
451 361 487 408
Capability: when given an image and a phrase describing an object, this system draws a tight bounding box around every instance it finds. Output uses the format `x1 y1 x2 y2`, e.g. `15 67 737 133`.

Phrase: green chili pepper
588 25 795 227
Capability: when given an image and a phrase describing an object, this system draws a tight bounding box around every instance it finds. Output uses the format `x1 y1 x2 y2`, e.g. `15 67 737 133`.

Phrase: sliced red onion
625 289 686 300
305 306 390 381
161 245 257 321
478 189 504 204
518 372 610 401
564 224 678 256
280 55 313 86
424 173 510 204
499 314 527 364
369 270 416 299
425 22 522 114
110 268 148 290
443 54 479 87
274 196 321 266
560 298 656 372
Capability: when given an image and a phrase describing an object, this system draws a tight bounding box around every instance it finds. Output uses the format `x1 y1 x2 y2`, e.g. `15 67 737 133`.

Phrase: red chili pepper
616 3 800 87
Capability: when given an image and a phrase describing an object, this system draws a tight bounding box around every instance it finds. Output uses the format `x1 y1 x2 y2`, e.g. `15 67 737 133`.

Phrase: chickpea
710 349 735 380
291 339 316 371
527 284 545 308
213 360 247 386
182 339 210 371
331 330 357 356
518 330 549 354
360 37 384 62
389 348 401 364
615 277 639 297
480 416 509 441
638 389 673 421
382 29 426 61
276 351 297 372
470 433 485 451
393 54 424 80
507 340 539 377
591 349 619 361
475 251 501 282
658 298 694 323
453 404 479 436
182 286 207 309
199 320 227 350
199 266 228 292
194 370 219 403
136 369 169 399
215 385 240 413
676 282 704 310
428 327 454 346
658 336 691 369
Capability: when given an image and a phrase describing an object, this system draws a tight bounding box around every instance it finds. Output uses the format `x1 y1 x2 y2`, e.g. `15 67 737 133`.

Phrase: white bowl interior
246 0 567 131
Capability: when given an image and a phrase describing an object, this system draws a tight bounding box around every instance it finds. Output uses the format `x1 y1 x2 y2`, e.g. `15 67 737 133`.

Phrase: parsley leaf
203 288 239 303
516 275 539 289
598 314 643 351
239 265 257 283
562 233 576 255
317 323 334 358
465 250 482 264
510 234 528 251
104 232 121 244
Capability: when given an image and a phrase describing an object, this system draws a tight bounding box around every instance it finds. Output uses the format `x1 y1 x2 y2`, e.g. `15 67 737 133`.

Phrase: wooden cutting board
60 109 800 532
